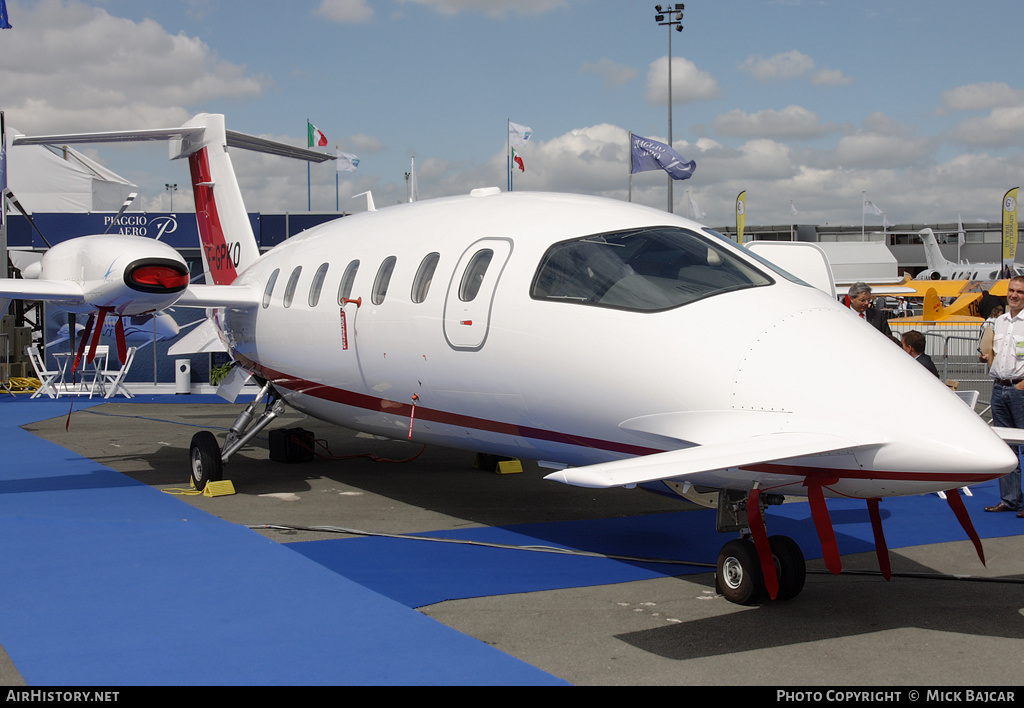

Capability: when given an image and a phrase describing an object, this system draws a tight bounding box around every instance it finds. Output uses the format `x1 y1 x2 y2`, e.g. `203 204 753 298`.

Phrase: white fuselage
216 192 1014 499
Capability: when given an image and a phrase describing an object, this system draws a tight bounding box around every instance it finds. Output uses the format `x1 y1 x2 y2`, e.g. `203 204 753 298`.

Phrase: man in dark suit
847 282 893 337
901 330 939 377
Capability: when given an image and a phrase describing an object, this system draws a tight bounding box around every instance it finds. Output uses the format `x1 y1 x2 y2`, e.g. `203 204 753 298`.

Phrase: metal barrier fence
889 321 992 417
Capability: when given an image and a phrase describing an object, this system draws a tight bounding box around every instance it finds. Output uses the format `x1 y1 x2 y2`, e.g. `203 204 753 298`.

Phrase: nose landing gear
714 489 806 604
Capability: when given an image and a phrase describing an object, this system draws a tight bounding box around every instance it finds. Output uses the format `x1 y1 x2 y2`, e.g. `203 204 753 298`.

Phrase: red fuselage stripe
233 355 1004 486
235 354 660 457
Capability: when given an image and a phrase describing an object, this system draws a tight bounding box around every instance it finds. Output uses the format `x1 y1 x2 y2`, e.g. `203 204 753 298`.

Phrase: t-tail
918 227 955 272
170 113 334 285
12 113 335 287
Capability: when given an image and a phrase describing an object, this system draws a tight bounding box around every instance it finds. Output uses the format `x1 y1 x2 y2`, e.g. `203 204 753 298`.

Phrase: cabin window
283 266 302 308
531 226 773 312
411 252 440 304
308 263 329 307
338 260 359 303
372 256 397 305
262 269 280 309
459 249 494 302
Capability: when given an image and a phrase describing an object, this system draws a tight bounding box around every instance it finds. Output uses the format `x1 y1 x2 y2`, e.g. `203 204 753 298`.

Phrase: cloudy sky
1 0 1022 227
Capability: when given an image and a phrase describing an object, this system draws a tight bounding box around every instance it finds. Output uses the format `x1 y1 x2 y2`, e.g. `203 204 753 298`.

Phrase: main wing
0 278 86 306
174 284 261 309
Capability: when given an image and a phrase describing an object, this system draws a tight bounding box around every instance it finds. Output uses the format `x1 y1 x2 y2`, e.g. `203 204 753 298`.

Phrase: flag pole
861 191 866 240
628 131 632 203
506 118 511 192
307 118 312 211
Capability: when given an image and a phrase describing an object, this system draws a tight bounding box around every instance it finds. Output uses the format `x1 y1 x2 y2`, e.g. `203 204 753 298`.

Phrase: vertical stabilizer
172 114 260 286
12 112 335 287
918 228 953 271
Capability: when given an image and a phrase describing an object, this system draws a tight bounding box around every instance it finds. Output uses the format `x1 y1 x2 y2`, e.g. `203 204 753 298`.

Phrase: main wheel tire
189 430 223 491
769 535 806 601
716 538 765 605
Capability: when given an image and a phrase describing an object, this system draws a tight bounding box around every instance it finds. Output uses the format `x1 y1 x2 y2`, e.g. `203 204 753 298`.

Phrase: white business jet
7 114 1021 605
916 227 1024 281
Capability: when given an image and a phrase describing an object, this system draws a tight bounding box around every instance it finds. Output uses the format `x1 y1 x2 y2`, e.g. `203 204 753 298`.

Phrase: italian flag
307 122 328 147
512 147 525 172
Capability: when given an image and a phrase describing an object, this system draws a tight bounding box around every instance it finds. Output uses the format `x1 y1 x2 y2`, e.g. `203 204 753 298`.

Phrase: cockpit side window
531 226 773 312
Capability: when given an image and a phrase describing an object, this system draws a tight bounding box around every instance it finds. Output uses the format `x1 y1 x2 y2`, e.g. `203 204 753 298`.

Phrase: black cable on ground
247 523 1024 585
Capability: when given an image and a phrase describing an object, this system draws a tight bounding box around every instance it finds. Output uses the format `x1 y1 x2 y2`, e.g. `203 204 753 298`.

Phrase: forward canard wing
544 410 888 489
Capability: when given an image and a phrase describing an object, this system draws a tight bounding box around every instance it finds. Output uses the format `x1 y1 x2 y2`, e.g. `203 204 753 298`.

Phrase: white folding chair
27 345 59 399
954 389 980 411
101 346 136 399
87 345 109 398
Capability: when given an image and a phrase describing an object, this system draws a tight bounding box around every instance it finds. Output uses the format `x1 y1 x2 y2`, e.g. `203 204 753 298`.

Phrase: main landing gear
713 489 807 605
189 381 285 491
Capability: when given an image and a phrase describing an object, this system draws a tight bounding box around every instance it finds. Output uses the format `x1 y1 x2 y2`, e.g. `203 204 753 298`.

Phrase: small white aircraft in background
46 310 181 350
5 114 1021 606
916 227 1024 281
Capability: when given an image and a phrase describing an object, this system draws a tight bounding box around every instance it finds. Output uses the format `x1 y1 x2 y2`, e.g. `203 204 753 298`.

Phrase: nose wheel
716 535 806 604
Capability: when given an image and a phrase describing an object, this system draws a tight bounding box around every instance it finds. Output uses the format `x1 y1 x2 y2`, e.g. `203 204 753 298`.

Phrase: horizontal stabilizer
167 318 227 355
545 430 871 489
175 284 260 309
14 122 334 163
14 126 204 146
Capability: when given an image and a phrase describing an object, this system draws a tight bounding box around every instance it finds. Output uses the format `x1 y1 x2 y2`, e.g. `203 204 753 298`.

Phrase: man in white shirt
983 276 1024 516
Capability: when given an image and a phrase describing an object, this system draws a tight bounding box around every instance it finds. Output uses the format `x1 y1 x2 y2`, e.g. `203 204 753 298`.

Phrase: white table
52 347 108 398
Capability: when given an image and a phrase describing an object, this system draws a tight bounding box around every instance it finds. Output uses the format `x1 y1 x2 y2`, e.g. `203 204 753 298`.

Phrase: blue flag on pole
0 0 12 29
630 133 695 180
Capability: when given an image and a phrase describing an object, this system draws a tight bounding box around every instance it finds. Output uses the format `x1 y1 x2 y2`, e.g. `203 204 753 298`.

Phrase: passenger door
443 238 513 351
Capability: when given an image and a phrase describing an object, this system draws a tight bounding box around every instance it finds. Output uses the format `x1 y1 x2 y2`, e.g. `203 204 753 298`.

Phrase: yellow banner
736 191 746 244
1002 187 1019 272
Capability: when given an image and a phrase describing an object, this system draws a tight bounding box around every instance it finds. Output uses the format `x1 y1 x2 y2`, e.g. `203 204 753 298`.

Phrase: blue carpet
4 395 1022 684
0 398 565 686
288 481 1024 608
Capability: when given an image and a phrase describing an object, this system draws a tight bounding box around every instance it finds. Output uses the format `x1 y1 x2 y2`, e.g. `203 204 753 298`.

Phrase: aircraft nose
730 304 1018 486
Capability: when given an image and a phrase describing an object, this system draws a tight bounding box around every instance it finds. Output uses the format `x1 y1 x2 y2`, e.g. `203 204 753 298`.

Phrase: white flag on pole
688 194 706 221
863 198 884 216
509 121 533 148
335 150 359 173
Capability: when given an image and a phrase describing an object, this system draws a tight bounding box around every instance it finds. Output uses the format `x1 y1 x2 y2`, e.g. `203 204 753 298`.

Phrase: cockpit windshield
531 226 774 312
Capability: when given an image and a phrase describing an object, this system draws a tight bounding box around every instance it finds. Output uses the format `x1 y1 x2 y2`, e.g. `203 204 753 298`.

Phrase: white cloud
580 58 637 89
739 49 851 86
942 82 1024 112
810 68 853 86
316 0 375 24
712 106 831 140
0 0 266 133
397 0 569 18
739 50 814 81
952 105 1024 149
645 57 719 105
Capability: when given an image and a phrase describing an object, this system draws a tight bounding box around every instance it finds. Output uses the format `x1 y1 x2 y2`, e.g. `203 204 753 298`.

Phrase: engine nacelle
37 235 190 315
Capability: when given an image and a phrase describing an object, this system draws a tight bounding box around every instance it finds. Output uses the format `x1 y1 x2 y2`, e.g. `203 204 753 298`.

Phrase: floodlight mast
653 4 684 213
